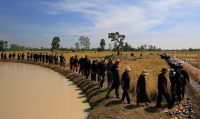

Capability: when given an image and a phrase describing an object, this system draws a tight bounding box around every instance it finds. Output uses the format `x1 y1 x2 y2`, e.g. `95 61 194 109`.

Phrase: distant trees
100 38 106 51
75 42 80 52
51 36 60 50
0 40 8 51
78 36 90 51
124 42 129 51
108 32 125 55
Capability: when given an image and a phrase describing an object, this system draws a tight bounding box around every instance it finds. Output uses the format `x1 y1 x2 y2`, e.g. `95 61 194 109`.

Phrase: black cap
161 68 167 72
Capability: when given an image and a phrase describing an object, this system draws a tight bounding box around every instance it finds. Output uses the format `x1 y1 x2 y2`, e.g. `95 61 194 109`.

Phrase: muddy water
0 62 90 119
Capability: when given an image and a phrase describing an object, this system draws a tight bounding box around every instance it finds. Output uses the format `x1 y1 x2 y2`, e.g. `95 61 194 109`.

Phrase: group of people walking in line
1 52 190 108
1 52 66 67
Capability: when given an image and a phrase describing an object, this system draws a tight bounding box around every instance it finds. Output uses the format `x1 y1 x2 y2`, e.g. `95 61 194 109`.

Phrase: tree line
2 35 200 52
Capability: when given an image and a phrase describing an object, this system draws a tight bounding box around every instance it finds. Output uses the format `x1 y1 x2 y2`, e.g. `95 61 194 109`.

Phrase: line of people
1 52 190 108
0 52 66 67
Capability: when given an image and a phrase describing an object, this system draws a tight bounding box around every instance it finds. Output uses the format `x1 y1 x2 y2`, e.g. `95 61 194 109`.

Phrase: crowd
1 52 190 109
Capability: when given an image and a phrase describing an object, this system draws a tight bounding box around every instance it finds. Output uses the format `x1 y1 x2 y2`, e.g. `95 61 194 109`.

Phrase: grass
1 51 199 119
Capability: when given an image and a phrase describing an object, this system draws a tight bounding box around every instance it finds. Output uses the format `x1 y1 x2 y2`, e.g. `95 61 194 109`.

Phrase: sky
0 0 200 49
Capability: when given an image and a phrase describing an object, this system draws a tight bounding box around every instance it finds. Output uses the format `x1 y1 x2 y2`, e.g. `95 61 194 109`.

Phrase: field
168 52 200 85
1 51 200 119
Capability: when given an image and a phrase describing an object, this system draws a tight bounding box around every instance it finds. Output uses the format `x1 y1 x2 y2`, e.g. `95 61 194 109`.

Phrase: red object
74 63 78 67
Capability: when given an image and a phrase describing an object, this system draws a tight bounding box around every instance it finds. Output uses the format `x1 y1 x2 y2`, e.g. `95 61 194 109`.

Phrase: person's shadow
124 105 139 110
144 106 159 113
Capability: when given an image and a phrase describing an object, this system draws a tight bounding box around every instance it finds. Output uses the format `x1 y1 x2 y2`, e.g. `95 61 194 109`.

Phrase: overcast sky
0 0 200 49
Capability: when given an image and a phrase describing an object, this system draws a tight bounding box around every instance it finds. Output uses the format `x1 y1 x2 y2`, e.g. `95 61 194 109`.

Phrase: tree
78 36 90 51
51 36 60 50
108 31 125 55
109 43 112 51
120 40 124 50
4 41 8 49
100 38 106 51
113 40 118 52
144 44 147 50
124 42 129 51
0 40 5 51
75 42 80 51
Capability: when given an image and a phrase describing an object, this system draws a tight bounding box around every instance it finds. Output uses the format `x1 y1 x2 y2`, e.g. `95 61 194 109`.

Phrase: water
0 62 90 119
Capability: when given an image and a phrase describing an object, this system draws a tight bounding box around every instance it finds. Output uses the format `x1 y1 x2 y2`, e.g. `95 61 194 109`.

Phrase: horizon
0 0 200 49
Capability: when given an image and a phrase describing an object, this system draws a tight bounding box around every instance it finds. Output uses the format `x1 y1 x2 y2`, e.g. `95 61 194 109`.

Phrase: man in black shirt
98 58 106 88
46 53 49 63
106 58 122 99
60 54 64 67
21 52 24 61
70 55 74 70
79 56 84 74
54 54 58 65
18 53 21 60
107 58 113 88
156 68 172 109
178 63 190 99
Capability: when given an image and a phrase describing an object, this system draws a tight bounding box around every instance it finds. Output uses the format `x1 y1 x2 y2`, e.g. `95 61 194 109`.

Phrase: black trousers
172 93 181 105
156 92 171 108
79 66 84 74
55 60 58 65
85 69 90 79
70 63 73 70
98 75 105 88
122 88 130 103
182 85 185 98
106 85 119 98
107 73 112 88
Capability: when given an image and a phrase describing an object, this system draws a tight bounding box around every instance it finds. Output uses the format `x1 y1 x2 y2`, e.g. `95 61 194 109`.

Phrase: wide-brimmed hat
115 58 122 62
140 70 149 75
161 68 168 72
124 66 131 71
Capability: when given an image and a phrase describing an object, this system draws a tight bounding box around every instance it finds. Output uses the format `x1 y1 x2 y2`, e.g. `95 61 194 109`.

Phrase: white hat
140 70 149 75
124 66 131 71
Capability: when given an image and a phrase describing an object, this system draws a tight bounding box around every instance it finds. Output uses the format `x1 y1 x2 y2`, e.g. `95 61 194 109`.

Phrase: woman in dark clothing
137 70 151 106
91 60 96 81
169 69 182 105
121 66 132 104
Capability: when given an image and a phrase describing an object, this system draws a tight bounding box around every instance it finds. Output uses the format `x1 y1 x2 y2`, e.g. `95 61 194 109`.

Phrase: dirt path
175 58 200 93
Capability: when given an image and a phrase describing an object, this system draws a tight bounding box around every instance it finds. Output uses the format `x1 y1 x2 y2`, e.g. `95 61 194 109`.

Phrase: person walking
21 52 24 61
27 52 30 61
59 54 64 67
137 70 151 106
78 56 84 74
178 63 190 99
70 55 74 70
34 52 38 62
13 52 16 60
107 58 113 89
63 58 66 67
121 66 132 104
39 53 42 62
1 52 3 60
73 55 79 72
42 53 45 63
46 53 49 63
91 60 96 81
3 53 6 61
98 58 106 88
83 55 88 76
156 68 172 109
54 54 58 65
9 53 12 61
17 53 21 60
85 57 91 79
169 69 181 106
106 59 122 99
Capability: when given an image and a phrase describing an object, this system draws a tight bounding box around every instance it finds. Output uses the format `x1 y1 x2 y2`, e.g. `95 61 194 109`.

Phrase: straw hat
124 66 131 71
140 70 149 75
115 58 122 62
